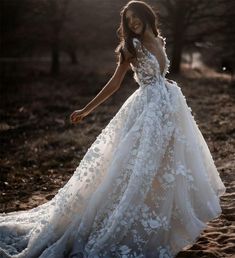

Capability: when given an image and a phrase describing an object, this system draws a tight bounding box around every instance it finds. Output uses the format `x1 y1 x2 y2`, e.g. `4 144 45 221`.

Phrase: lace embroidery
130 37 170 89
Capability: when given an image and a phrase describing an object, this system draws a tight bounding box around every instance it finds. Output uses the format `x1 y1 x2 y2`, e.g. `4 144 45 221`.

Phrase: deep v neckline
142 44 160 65
140 39 165 76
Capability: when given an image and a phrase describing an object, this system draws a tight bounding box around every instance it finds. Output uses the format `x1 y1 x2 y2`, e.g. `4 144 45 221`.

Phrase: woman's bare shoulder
121 42 135 62
156 35 166 47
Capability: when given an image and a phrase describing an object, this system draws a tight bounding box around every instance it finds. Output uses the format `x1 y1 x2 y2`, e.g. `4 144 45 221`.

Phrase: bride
0 1 226 257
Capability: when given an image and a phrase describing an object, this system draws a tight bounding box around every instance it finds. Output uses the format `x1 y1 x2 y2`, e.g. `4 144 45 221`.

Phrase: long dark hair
116 0 160 63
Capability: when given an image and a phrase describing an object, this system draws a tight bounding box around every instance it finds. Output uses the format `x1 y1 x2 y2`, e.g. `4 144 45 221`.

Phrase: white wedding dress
0 37 226 258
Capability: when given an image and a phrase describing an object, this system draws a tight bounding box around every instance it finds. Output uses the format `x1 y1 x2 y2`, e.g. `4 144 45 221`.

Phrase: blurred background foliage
0 0 235 80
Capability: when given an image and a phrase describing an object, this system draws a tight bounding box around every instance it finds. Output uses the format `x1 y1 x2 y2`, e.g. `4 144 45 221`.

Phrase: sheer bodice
130 37 170 88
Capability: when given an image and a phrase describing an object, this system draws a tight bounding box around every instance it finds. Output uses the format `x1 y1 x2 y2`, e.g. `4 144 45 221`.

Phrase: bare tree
218 3 235 80
45 0 70 75
153 0 227 74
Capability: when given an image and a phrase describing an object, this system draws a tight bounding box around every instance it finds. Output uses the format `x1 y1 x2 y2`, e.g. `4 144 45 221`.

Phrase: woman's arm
70 56 130 124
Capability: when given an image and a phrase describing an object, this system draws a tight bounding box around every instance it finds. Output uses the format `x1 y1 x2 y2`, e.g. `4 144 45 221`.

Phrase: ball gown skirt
0 37 226 258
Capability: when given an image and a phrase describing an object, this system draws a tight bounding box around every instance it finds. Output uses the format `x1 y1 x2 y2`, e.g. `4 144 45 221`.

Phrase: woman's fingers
74 115 81 123
70 111 78 122
70 113 75 122
70 113 83 124
70 110 86 124
71 115 78 123
70 112 76 121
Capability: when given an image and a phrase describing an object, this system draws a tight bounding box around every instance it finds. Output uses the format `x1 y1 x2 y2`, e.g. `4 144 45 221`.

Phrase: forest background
0 1 234 257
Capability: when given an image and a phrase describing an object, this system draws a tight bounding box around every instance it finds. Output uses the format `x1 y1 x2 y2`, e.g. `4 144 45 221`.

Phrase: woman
0 1 226 257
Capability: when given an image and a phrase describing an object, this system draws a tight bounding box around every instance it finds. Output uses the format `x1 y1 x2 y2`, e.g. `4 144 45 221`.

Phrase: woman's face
125 9 144 35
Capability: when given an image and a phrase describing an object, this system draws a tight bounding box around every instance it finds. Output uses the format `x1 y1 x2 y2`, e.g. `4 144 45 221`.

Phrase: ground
0 66 234 257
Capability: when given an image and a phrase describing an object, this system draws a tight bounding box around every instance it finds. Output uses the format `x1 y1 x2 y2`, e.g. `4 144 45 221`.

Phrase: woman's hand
70 109 88 124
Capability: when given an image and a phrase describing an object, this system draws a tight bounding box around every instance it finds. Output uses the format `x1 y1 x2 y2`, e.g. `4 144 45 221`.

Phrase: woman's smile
132 23 140 30
126 9 143 34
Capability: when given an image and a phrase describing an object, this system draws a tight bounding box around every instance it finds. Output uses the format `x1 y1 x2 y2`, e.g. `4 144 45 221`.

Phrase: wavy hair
116 0 160 63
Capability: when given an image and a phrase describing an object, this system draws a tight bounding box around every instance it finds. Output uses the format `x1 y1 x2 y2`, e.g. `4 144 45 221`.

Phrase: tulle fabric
0 37 226 258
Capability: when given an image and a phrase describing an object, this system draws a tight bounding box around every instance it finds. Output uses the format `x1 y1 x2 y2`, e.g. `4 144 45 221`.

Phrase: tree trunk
50 40 60 76
48 0 70 76
168 0 186 74
68 49 78 65
170 36 183 74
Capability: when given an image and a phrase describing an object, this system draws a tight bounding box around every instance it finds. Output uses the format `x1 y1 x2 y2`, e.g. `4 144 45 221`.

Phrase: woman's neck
142 27 157 44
